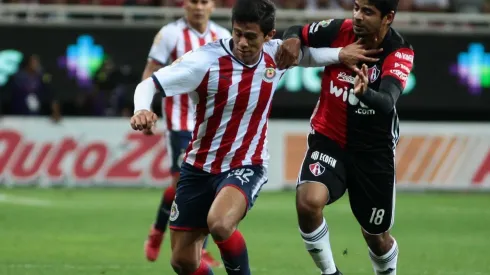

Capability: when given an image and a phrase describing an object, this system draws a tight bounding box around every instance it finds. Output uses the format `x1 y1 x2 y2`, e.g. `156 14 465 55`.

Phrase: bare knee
207 216 236 241
170 252 200 275
362 229 394 256
296 182 329 232
207 186 247 241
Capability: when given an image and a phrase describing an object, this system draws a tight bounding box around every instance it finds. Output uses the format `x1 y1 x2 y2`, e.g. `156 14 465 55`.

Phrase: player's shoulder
385 28 413 52
191 38 226 58
264 38 282 48
262 39 282 56
159 19 185 35
208 21 232 38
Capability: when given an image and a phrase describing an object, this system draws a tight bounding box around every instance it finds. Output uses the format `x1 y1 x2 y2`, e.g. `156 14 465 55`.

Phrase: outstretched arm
132 49 212 131
277 20 382 70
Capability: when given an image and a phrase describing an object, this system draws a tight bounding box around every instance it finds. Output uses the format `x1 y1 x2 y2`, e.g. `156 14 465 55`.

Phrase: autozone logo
0 129 172 184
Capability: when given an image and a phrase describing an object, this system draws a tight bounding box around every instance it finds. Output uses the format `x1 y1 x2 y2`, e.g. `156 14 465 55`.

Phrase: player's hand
339 39 383 73
275 38 301 70
354 64 369 95
130 109 158 132
142 123 157 136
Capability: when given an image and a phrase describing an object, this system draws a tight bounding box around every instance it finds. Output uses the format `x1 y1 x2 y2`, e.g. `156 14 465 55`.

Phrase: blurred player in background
141 0 230 266
278 0 414 274
132 0 381 273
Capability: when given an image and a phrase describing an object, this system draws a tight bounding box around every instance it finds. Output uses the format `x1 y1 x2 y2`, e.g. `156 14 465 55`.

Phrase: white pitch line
0 193 52 207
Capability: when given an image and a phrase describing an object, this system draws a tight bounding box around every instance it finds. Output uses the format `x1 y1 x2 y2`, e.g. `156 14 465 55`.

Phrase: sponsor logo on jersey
394 62 410 73
337 66 379 84
330 81 376 115
337 72 355 84
309 162 326 176
390 69 408 81
395 52 414 63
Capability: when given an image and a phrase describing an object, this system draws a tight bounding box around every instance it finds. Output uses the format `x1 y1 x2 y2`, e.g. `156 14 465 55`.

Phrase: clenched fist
130 109 158 132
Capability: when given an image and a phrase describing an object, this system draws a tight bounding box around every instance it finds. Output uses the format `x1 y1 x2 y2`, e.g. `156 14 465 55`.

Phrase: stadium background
0 2 490 275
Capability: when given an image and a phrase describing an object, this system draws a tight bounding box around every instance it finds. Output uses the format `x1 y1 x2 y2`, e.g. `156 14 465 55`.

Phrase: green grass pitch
0 188 489 275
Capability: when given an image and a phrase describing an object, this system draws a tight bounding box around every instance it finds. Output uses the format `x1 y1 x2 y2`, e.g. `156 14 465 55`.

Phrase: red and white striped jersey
148 18 231 131
151 38 286 173
151 38 342 174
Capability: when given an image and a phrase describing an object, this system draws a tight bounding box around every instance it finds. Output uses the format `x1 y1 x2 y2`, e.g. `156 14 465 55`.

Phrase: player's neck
186 19 208 34
366 27 389 49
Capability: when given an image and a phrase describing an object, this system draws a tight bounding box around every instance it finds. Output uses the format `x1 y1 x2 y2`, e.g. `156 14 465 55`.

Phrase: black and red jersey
300 19 414 152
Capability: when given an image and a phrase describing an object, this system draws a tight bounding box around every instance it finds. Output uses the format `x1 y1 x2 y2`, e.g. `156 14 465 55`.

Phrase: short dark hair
231 0 276 35
368 0 399 17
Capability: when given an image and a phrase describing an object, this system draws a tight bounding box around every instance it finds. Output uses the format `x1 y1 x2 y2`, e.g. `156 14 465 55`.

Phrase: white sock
369 239 398 275
300 218 337 275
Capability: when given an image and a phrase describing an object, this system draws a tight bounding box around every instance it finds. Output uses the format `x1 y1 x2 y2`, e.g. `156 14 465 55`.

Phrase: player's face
353 0 394 38
232 21 276 65
184 0 214 27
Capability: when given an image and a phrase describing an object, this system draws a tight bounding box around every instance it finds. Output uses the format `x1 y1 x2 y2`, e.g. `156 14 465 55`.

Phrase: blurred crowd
1 0 489 13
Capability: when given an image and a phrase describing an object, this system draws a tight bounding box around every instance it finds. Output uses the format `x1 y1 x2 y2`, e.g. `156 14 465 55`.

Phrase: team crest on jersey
309 162 325 176
169 201 179 221
263 67 276 83
368 65 381 83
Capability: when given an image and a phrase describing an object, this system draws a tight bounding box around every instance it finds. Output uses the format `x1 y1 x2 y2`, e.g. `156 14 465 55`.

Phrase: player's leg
170 229 213 275
145 130 185 261
296 133 347 275
207 165 267 275
169 163 216 274
348 154 398 275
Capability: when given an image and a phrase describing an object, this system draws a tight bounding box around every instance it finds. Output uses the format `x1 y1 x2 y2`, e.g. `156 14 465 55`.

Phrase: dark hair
231 0 276 35
368 0 399 17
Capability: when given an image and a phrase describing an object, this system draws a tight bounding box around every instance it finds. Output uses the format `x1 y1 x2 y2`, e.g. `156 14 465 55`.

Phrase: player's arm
279 20 381 70
132 49 212 131
142 26 178 80
283 19 344 48
298 47 342 68
142 60 163 80
275 19 344 69
356 48 414 114
134 49 211 113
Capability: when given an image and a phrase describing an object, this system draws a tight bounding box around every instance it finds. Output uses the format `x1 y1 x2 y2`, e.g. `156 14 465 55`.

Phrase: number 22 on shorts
370 208 385 225
227 168 255 185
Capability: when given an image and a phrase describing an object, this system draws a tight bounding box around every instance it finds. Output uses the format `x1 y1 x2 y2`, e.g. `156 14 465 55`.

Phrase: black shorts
297 130 396 235
168 130 192 174
169 163 268 231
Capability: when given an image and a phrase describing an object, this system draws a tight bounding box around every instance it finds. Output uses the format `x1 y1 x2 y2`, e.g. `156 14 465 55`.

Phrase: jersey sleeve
148 25 179 65
151 48 213 97
299 47 341 67
358 47 415 114
300 19 345 48
381 47 415 90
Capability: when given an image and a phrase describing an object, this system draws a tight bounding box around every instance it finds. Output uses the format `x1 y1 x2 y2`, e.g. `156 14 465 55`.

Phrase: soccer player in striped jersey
141 0 230 265
132 0 380 273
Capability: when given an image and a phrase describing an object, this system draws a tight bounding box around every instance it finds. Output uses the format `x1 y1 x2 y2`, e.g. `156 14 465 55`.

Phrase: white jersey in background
148 18 231 131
